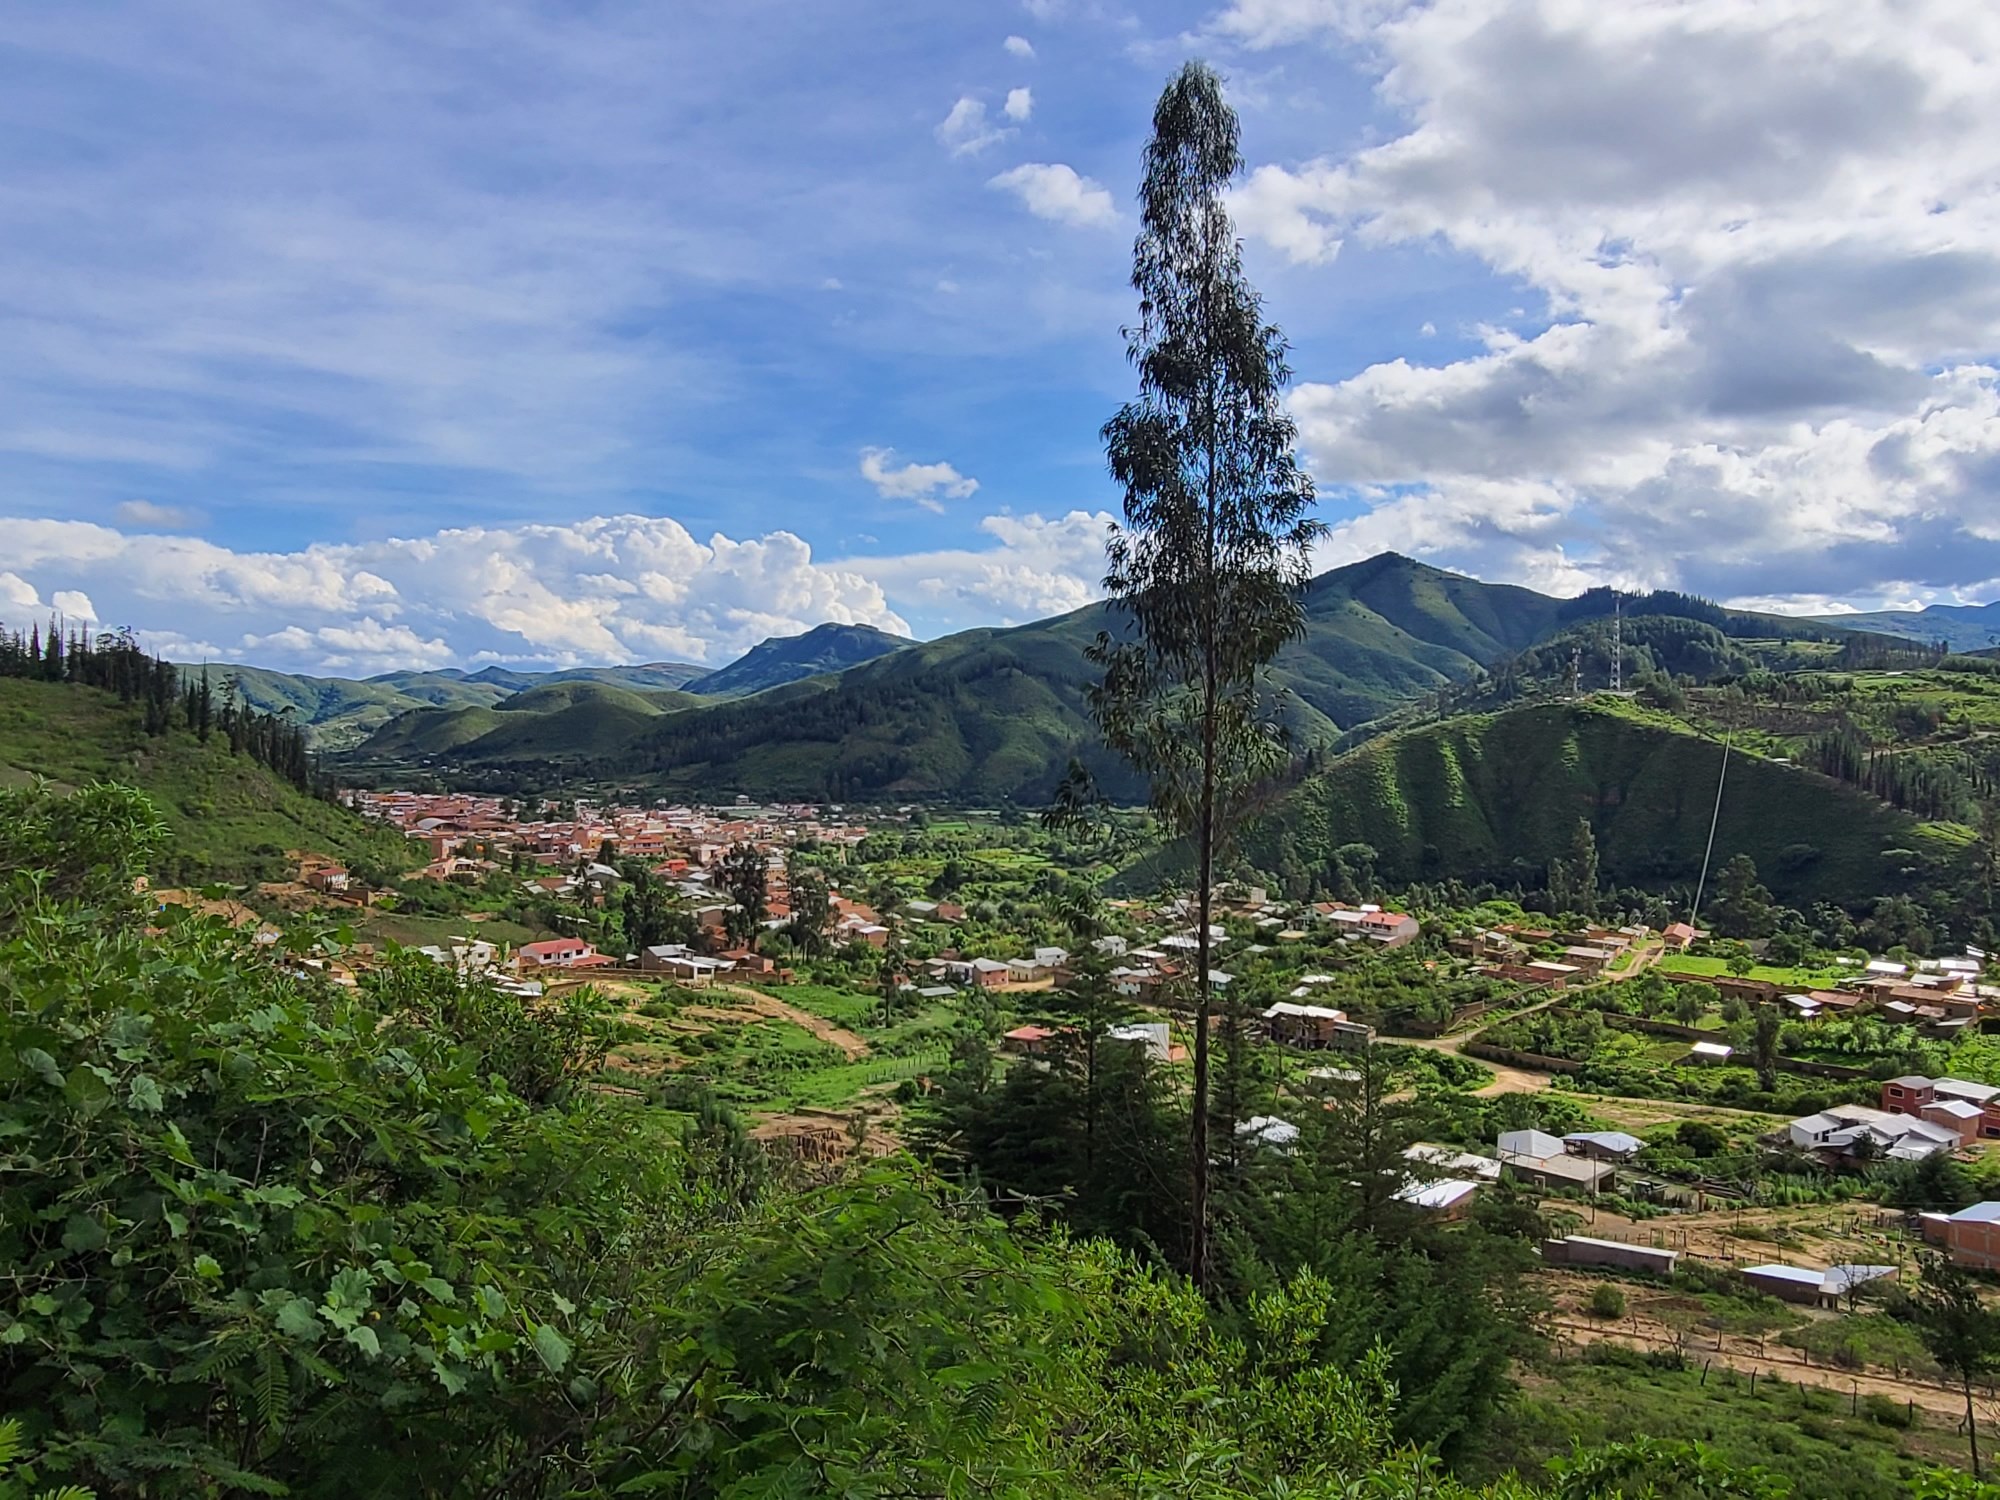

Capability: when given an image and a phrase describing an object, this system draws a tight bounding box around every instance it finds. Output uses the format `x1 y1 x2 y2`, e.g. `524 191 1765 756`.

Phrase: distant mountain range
336 552 1892 803
1806 600 2000 652
191 623 908 750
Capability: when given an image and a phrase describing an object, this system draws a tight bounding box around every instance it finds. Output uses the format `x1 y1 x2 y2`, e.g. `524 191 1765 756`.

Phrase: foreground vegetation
19 784 2000 1497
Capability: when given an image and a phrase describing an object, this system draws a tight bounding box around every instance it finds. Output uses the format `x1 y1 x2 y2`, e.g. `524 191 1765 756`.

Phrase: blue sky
7 1 2000 672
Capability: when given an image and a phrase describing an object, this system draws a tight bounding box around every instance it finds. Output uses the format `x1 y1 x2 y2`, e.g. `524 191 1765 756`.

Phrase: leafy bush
1590 1283 1627 1320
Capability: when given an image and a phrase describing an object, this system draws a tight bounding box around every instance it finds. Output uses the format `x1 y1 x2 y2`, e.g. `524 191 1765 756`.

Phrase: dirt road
705 982 870 1059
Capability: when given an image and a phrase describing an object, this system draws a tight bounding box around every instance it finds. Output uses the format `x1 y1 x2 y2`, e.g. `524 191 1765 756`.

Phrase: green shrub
1590 1283 1627 1320
1862 1392 1917 1428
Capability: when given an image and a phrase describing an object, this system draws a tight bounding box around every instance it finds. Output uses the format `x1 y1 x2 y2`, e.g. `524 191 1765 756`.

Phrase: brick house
1921 1203 2000 1270
1881 1075 2000 1142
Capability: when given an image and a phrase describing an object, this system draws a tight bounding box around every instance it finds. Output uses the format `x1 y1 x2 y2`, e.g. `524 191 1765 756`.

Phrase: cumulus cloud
858 447 981 511
1209 0 2000 608
0 513 913 673
0 574 41 615
1004 35 1037 59
114 499 201 530
988 163 1117 227
936 96 1012 156
842 510 1112 629
1004 87 1034 122
51 590 97 623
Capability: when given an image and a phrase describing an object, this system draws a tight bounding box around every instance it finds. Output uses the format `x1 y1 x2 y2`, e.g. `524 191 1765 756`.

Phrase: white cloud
1004 35 1037 59
241 620 454 675
1215 0 2000 606
1 513 911 673
988 163 1117 228
114 499 201 530
842 510 1112 629
0 573 41 616
858 447 980 511
1209 0 1357 49
936 96 1012 157
1229 163 1344 265
52 590 97 622
1021 0 1065 18
1004 87 1034 122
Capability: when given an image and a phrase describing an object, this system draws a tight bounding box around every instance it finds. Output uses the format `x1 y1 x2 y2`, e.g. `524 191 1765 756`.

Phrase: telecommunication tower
1610 596 1623 694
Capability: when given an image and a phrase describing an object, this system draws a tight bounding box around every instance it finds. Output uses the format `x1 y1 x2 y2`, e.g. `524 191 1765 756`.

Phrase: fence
1463 1041 1586 1075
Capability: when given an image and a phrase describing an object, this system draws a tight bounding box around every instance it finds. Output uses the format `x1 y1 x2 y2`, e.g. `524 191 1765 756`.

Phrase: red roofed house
517 939 598 970
1000 1025 1055 1058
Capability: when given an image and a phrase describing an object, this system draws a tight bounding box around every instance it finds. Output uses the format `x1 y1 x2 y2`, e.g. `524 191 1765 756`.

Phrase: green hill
495 680 671 716
491 554 1888 803
683 622 910 696
193 664 510 751
0 677 415 885
206 660 708 750
1245 698 1963 905
534 553 1579 801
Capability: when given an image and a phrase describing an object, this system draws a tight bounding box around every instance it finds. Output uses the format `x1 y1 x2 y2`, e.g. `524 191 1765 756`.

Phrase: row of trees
0 619 322 794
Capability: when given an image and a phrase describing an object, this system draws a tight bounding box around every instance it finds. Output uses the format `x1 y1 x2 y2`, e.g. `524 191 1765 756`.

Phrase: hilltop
683 622 908 696
0 676 413 884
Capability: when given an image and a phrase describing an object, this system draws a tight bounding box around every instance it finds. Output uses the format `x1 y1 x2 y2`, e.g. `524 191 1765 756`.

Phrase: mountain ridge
682 622 908 696
341 552 1890 801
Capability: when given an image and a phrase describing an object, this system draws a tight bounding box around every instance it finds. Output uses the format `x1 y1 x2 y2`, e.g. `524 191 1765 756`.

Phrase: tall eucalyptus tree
1089 60 1322 1286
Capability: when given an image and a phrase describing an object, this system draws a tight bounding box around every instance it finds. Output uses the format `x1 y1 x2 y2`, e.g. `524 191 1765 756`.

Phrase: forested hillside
1246 698 1964 907
0 668 410 885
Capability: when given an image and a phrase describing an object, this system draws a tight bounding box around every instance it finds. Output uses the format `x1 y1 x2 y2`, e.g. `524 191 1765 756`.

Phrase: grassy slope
1251 698 1960 905
0 678 415 883
1477 1345 1966 1498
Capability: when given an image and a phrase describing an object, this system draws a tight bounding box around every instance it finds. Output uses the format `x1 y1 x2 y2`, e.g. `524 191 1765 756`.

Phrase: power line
1690 728 1733 927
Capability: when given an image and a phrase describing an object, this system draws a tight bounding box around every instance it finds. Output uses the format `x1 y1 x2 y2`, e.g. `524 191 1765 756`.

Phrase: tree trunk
1190 756 1213 1290
1968 1371 1982 1479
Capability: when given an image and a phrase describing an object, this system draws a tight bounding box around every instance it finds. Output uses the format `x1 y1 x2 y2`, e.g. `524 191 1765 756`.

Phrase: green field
1477 1343 1970 1496
1655 955 1858 988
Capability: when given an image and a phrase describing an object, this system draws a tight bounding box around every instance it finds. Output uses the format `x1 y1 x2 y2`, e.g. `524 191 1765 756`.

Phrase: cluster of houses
346 789 872 887
1713 954 1992 1038
1785 1075 2000 1166
1455 920 1677 990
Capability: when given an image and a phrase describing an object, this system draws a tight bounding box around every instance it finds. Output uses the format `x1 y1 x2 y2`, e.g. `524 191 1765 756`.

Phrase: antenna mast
1610 596 1623 694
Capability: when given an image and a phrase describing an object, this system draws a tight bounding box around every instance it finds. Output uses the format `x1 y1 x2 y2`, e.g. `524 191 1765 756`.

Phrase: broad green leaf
19 1047 64 1089
531 1322 571 1374
194 1254 223 1280
276 1299 324 1340
60 1214 107 1254
344 1324 381 1357
126 1074 165 1112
